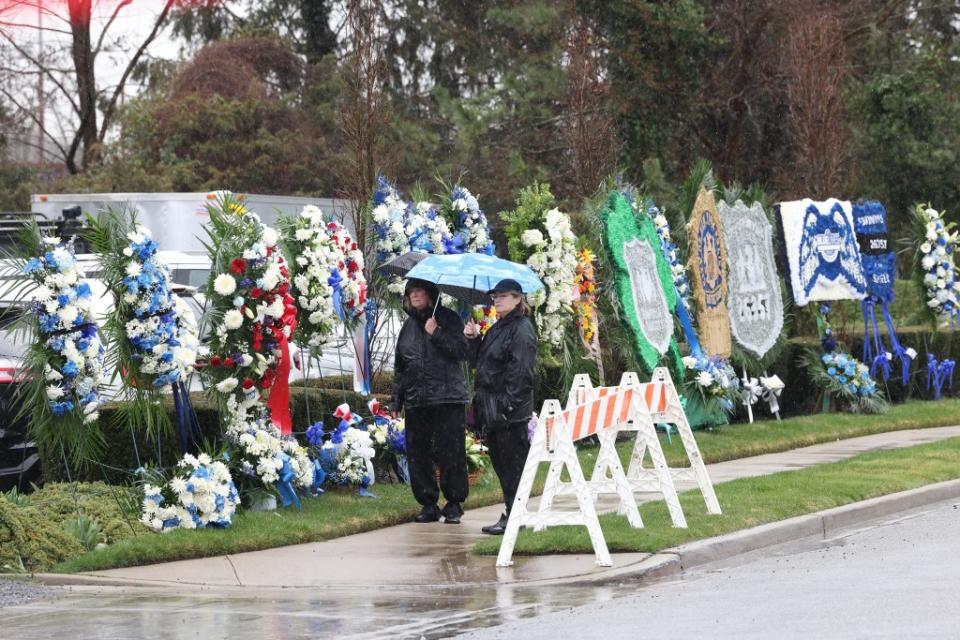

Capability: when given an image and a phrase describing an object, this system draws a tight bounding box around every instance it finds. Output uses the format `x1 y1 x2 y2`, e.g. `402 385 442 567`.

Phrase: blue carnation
23 258 42 274
50 400 74 416
40 314 59 332
306 421 325 447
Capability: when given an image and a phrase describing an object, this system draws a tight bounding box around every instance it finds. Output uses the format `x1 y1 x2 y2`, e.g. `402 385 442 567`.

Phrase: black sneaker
441 502 463 524
481 512 509 535
414 504 441 523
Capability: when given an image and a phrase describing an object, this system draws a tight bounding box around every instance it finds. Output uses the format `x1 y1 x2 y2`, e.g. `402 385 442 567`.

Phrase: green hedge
38 387 388 484
734 328 960 420
1 482 143 572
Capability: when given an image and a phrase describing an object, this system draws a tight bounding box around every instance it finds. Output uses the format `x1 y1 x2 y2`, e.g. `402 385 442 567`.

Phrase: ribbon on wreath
275 452 302 510
351 300 376 396
329 269 345 321
675 294 704 359
855 201 915 385
268 299 297 435
171 380 202 454
367 399 392 427
334 402 361 425
741 374 784 422
311 458 326 495
926 354 956 400
268 333 293 434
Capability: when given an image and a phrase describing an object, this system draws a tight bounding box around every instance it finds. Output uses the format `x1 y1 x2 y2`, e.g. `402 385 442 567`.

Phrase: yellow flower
228 202 247 217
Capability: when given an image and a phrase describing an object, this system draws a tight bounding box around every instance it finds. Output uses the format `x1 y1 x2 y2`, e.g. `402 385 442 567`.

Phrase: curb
30 478 960 590
556 477 960 587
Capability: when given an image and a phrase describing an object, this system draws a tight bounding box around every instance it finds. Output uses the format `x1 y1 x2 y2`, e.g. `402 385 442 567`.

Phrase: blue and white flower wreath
119 226 198 387
23 236 105 423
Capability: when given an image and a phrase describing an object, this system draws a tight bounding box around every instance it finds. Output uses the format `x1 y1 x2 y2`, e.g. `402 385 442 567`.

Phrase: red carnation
266 246 273 256
347 260 359 273
250 287 262 299
225 357 235 367
242 378 254 389
230 258 247 274
351 242 358 251
259 369 275 389
210 356 222 367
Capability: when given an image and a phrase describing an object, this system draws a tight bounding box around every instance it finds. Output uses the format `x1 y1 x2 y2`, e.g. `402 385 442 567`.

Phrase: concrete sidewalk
45 425 960 589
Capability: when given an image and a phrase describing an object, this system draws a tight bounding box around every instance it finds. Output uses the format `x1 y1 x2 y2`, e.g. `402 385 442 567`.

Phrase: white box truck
30 191 355 254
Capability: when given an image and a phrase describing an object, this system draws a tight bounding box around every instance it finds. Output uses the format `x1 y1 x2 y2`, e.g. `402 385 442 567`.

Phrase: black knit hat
404 278 439 301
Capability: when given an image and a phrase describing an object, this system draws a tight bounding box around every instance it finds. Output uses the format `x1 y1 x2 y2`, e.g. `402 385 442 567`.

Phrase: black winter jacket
392 305 469 411
467 308 537 431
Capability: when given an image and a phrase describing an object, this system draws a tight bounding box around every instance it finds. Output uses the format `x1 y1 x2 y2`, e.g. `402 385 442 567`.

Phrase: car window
170 269 210 291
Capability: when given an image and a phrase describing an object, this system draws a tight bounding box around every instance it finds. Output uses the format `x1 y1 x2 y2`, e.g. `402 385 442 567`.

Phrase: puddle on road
0 582 633 639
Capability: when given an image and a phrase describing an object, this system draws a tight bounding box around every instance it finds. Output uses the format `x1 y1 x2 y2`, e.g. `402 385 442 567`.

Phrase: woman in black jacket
392 278 470 524
464 278 537 535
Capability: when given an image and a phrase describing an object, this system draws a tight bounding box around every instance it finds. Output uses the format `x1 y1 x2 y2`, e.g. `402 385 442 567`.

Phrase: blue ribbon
328 269 345 321
311 458 326 494
674 295 703 358
361 299 376 396
880 303 913 386
171 380 202 455
927 354 956 400
357 476 378 499
275 453 302 510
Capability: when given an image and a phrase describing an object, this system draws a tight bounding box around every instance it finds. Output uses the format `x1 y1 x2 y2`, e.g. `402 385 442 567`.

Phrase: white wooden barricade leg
626 367 722 515
497 400 612 568
532 374 595 531
537 380 643 530
551 371 684 528
540 390 675 530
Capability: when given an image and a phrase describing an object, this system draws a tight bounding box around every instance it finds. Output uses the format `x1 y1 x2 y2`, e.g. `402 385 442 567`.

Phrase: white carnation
223 309 244 330
214 274 237 296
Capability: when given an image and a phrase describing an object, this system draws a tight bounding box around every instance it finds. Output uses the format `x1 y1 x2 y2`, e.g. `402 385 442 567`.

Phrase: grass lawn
475 436 960 556
653 398 960 467
51 398 960 573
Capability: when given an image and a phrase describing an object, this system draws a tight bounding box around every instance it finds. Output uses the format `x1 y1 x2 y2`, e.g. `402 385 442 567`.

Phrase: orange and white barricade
497 399 612 567
626 368 721 515
567 368 721 516
540 371 687 529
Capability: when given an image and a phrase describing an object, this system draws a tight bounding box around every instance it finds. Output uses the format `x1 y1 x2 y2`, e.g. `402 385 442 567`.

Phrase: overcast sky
2 0 217 159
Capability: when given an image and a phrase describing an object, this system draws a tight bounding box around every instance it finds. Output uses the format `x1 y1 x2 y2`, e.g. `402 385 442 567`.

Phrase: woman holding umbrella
464 278 537 535
391 278 470 524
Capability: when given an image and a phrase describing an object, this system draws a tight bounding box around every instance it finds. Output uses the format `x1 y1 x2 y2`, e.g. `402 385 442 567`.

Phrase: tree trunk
68 0 98 172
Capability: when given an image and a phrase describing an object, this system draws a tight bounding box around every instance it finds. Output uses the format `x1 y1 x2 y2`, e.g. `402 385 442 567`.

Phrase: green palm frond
678 159 717 224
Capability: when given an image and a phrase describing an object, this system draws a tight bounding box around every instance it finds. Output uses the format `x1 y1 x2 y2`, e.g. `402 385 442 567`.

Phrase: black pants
486 420 531 514
405 403 469 508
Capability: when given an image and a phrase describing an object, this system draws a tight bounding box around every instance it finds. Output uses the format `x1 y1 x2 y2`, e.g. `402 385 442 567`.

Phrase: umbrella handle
432 274 442 318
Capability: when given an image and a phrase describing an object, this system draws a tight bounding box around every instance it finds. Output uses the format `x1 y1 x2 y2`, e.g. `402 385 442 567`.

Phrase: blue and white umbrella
404 253 544 307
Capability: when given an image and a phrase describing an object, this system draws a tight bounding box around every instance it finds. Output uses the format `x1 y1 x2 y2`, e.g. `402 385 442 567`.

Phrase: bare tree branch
0 30 80 115
92 0 132 58
97 0 174 142
0 86 68 159
0 19 72 34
